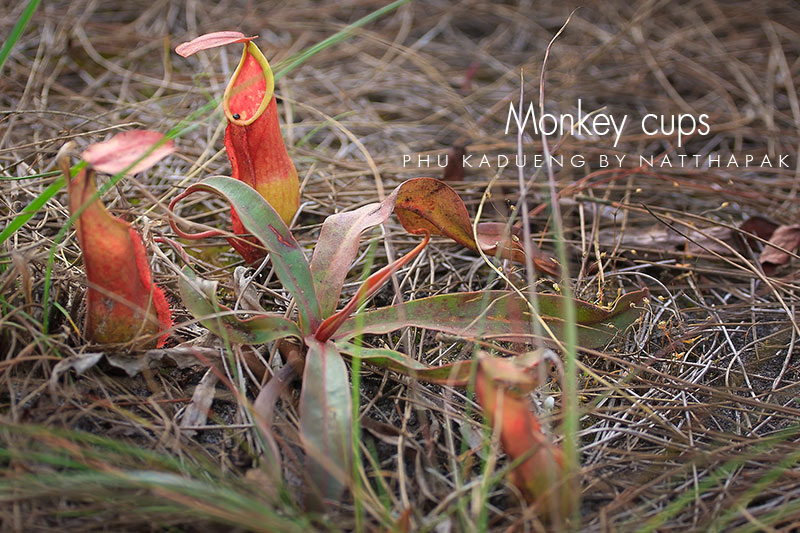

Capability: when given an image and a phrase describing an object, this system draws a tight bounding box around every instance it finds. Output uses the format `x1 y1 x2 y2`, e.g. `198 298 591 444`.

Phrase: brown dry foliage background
2 0 800 531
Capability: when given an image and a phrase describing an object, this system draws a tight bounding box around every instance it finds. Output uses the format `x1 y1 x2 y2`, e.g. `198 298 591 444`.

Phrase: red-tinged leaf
475 353 572 517
178 266 301 344
60 155 171 348
314 231 430 343
310 179 558 333
174 31 257 57
81 130 174 176
169 176 321 334
394 178 473 247
760 224 800 273
336 341 475 386
222 40 300 261
300 337 352 509
394 178 557 272
476 350 550 392
310 189 399 317
334 289 648 349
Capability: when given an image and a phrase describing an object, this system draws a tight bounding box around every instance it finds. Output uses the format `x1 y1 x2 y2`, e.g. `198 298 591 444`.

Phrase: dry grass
2 0 800 531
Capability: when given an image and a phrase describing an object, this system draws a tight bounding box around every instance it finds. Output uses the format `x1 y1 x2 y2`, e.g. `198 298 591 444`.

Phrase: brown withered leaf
598 215 784 260
180 369 219 433
598 223 734 256
760 224 800 273
740 216 780 247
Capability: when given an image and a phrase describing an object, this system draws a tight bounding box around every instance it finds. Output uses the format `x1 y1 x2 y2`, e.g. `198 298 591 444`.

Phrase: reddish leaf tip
81 130 174 175
175 31 258 57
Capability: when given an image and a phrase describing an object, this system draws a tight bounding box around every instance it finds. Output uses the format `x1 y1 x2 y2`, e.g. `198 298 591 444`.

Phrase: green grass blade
0 173 67 244
0 0 40 74
0 424 310 531
0 170 60 181
273 0 412 80
639 426 800 532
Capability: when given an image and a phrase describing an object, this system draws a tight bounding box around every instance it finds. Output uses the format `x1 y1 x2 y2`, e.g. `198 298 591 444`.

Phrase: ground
1 0 800 531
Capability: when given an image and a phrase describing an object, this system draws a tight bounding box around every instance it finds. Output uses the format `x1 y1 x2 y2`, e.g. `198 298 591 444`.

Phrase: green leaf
170 176 321 334
299 337 353 508
334 289 648 349
178 266 301 344
336 342 474 386
310 191 398 317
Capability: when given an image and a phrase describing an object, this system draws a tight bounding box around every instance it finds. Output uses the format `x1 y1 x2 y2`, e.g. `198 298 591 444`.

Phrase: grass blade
0 0 40 74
